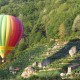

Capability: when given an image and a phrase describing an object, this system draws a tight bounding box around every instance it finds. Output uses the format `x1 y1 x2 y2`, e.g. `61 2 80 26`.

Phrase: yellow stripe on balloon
5 15 11 46
0 53 5 58
0 46 14 50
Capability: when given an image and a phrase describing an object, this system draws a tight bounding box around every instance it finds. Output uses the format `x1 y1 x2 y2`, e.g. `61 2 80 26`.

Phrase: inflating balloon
0 15 24 60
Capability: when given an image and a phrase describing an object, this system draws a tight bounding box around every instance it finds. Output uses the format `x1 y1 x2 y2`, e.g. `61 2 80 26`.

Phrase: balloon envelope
0 15 24 58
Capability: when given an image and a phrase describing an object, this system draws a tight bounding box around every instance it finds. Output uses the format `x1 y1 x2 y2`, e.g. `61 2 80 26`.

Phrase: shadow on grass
42 38 80 67
62 54 80 72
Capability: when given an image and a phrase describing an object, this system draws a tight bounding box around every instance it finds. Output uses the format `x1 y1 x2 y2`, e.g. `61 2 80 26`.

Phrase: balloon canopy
0 15 24 59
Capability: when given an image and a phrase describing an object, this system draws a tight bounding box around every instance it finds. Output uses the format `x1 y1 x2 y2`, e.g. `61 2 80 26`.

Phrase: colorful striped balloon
0 15 24 59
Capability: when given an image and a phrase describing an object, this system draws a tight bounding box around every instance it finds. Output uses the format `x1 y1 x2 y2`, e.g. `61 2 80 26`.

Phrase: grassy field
0 0 80 80
0 40 80 80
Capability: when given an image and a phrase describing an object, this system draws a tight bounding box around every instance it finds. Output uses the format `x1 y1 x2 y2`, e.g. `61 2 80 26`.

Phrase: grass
0 45 46 80
0 41 80 80
0 0 80 79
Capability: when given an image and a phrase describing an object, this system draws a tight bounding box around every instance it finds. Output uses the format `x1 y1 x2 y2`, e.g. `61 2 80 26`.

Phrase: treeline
0 0 80 48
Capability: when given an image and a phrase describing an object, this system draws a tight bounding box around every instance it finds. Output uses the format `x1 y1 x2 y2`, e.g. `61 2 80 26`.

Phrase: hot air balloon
0 15 24 62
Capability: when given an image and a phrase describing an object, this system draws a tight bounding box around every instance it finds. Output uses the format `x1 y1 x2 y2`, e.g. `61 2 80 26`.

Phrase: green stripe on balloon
0 15 3 46
5 15 11 46
1 15 7 53
0 15 3 53
1 15 7 46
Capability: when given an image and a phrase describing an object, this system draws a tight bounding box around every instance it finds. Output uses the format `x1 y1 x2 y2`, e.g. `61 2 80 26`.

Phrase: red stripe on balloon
8 16 16 46
12 17 20 46
18 20 24 42
14 18 24 45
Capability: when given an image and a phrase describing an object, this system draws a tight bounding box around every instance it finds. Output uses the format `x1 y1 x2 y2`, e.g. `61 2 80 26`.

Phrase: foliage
0 0 80 46
18 39 27 51
58 23 66 38
1 0 80 80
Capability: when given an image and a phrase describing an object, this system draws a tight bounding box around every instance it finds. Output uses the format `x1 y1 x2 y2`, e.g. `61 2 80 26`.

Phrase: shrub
18 38 28 51
58 23 66 38
72 15 80 32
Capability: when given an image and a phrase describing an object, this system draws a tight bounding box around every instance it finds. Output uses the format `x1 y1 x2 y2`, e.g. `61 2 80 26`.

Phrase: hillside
0 0 80 80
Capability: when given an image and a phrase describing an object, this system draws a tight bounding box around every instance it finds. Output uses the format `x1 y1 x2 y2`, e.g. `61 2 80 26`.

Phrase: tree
58 23 66 38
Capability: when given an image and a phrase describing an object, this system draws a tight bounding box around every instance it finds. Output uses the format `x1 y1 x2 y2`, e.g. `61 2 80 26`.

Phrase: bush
58 23 66 38
18 38 27 51
72 15 80 32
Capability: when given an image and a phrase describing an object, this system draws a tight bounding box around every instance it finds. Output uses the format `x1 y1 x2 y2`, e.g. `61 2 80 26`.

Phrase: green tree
58 23 66 38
